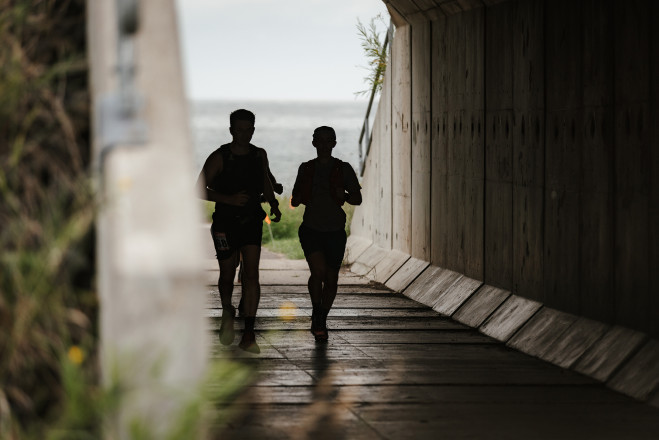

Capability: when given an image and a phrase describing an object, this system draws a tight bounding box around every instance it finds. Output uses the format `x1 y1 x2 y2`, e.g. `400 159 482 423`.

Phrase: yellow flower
68 346 84 365
279 301 297 322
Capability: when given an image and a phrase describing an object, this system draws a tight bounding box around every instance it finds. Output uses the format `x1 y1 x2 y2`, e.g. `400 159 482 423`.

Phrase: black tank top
210 143 265 224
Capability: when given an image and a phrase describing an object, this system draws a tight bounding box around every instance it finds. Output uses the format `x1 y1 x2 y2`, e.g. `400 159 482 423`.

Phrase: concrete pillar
88 0 208 436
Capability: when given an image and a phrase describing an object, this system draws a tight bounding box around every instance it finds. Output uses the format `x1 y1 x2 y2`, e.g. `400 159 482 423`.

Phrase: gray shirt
302 159 361 232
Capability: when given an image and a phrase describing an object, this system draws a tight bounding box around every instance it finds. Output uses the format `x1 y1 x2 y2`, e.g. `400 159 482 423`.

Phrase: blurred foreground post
88 0 208 436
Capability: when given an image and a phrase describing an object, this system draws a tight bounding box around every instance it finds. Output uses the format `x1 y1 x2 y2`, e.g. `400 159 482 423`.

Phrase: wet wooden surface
206 257 659 439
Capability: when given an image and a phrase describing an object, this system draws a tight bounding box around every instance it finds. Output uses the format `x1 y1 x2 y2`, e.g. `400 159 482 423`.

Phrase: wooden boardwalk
205 255 659 439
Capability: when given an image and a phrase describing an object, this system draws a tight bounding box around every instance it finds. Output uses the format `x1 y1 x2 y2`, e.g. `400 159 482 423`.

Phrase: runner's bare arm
290 164 304 207
343 164 362 206
260 149 282 222
267 167 284 195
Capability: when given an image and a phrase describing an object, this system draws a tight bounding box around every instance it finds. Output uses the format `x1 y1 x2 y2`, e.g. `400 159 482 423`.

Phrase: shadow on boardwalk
204 256 659 440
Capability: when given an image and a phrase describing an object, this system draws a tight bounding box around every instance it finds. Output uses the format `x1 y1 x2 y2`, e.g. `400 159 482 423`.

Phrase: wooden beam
463 7 485 281
391 25 413 253
544 0 582 313
579 0 615 322
613 0 651 331
446 11 466 273
410 16 432 260
430 14 449 267
376 70 394 249
484 2 514 290
512 0 544 302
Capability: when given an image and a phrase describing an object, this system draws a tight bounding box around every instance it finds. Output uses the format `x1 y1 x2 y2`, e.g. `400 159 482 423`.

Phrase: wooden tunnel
352 0 658 339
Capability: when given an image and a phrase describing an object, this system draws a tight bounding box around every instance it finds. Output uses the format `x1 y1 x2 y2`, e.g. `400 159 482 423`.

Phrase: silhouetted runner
196 109 281 353
291 126 362 341
236 161 283 305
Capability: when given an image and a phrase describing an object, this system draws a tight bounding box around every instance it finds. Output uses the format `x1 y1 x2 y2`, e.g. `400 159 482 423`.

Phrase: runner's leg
321 265 340 319
240 244 261 316
306 251 326 314
218 252 238 345
238 244 261 352
218 253 238 309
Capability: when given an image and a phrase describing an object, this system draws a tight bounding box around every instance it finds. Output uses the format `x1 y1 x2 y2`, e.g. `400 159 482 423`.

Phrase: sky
174 0 390 102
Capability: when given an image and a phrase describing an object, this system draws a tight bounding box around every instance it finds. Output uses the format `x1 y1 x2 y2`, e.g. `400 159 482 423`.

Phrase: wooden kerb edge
343 235 372 266
358 252 659 405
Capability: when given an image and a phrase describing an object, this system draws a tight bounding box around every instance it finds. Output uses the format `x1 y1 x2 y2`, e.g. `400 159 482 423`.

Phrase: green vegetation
203 197 355 260
261 197 355 259
261 197 306 259
1 1 253 438
0 1 98 437
355 13 389 97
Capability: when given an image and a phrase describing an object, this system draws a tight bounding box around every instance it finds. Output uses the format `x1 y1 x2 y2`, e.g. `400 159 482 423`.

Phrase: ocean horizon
189 99 374 194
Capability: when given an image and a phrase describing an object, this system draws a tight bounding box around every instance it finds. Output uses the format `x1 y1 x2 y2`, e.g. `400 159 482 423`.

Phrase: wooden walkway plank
207 257 659 439
259 259 309 270
211 292 427 310
352 402 659 440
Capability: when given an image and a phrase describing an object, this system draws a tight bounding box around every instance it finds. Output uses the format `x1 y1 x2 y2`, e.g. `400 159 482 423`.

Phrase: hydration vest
210 143 266 220
295 157 344 206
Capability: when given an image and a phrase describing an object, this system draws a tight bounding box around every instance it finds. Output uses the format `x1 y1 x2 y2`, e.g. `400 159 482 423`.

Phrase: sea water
190 99 372 193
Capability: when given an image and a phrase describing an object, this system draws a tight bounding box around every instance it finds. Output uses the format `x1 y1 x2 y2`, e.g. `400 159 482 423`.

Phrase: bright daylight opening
175 0 389 193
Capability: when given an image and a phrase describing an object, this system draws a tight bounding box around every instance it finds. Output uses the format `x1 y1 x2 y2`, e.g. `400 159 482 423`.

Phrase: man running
196 109 281 353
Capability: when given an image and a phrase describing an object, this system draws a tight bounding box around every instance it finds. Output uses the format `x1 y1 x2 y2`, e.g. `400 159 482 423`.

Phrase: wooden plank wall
357 0 658 337
651 2 659 337
446 11 466 275
410 14 431 260
391 24 412 254
430 13 449 267
512 0 544 301
484 3 514 290
544 0 582 313
580 0 615 322
375 68 393 249
613 0 652 330
463 8 484 281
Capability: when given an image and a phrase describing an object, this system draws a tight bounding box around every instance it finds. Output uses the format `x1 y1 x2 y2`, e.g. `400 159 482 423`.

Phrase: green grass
203 197 355 260
262 198 306 259
1 1 100 436
261 197 305 260
0 1 254 436
261 196 355 260
262 236 306 259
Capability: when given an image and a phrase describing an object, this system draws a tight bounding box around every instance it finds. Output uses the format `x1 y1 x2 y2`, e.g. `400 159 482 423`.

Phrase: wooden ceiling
384 0 511 21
